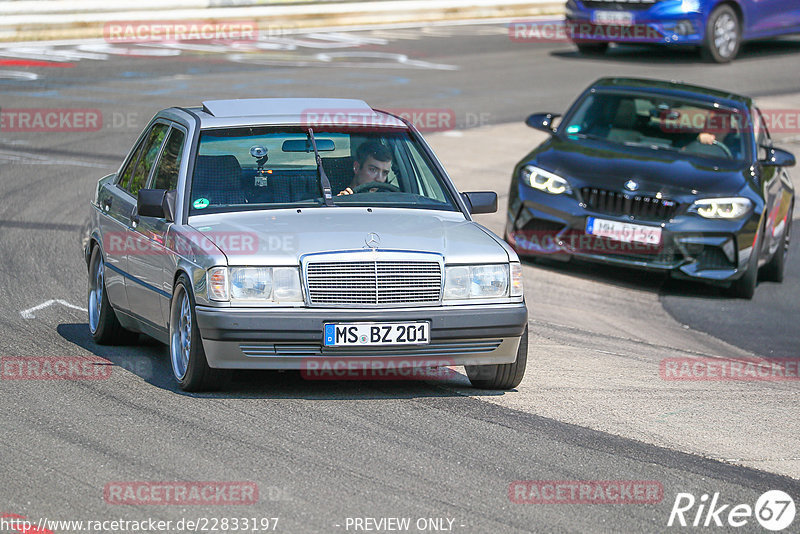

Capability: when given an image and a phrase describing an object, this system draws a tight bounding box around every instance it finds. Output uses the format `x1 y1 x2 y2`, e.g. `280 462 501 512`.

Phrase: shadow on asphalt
549 36 800 64
55 323 500 399
660 238 799 358
521 255 670 293
522 237 799 358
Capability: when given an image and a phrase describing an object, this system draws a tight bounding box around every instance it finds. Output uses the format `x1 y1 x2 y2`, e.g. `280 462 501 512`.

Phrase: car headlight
520 165 571 195
444 264 510 300
207 266 303 303
690 197 752 219
230 267 272 300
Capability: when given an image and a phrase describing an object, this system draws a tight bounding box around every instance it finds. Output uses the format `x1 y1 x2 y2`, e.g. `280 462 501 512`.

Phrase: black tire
466 324 528 390
169 274 229 392
727 230 760 299
701 5 741 63
576 43 609 56
762 206 792 283
87 245 139 345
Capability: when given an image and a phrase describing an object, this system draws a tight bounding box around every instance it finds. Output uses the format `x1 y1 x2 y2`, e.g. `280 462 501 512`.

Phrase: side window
128 123 168 196
117 138 145 189
153 128 186 191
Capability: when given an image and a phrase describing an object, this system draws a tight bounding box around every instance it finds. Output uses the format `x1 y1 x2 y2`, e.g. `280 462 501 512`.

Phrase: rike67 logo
668 490 795 531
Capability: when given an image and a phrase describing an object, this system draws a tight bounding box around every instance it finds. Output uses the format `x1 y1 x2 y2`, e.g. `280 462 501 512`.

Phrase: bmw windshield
560 91 749 162
189 127 459 215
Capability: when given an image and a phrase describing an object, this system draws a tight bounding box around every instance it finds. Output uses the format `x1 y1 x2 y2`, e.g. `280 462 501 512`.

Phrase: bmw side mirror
137 188 175 221
760 146 795 167
525 113 560 134
461 191 498 214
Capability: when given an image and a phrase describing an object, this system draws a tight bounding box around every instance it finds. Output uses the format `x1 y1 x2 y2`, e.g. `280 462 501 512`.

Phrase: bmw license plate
324 322 430 347
592 10 634 25
586 217 662 245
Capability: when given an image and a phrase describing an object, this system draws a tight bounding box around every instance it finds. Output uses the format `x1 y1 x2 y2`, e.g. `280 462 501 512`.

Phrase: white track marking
0 46 108 61
0 70 38 80
21 299 87 319
76 43 181 56
0 150 109 168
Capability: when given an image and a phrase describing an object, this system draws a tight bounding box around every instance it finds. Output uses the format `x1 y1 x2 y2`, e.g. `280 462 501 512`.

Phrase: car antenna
307 128 334 206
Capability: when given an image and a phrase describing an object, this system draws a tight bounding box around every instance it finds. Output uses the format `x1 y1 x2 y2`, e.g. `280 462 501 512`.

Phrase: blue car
565 0 800 62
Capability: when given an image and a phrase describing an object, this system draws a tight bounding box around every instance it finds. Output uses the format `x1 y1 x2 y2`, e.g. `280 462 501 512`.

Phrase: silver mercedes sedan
85 98 528 391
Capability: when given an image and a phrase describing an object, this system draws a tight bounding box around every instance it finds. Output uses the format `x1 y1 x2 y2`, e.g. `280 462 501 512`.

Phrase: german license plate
586 217 662 245
592 10 634 25
324 322 430 347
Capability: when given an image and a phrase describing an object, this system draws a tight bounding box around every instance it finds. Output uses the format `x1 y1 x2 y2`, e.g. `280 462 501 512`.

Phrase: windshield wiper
307 128 334 206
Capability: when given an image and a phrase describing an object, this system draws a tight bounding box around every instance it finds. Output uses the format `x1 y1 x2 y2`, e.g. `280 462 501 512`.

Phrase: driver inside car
337 141 393 195
690 109 740 158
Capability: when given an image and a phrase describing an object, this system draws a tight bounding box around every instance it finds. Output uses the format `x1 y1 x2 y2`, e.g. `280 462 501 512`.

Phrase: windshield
560 92 748 161
189 127 458 215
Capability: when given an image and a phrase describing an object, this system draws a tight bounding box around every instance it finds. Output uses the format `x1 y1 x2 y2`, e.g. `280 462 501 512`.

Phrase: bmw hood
187 208 511 266
532 137 751 196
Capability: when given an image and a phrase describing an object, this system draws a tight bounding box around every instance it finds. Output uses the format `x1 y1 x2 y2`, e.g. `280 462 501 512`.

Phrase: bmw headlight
207 266 303 303
690 197 752 219
520 165 571 195
444 264 512 300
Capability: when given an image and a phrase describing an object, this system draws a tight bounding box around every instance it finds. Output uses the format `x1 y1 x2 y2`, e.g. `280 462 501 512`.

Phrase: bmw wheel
762 205 792 283
728 229 760 299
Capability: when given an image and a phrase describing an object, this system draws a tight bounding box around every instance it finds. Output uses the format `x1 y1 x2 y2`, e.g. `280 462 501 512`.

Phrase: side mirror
525 113 560 134
760 146 796 167
461 191 497 214
137 188 175 221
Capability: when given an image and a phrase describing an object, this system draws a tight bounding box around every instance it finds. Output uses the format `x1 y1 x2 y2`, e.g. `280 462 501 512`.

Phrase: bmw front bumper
506 193 760 284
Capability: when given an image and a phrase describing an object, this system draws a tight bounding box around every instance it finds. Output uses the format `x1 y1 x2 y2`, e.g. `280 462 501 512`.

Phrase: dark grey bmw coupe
506 78 795 298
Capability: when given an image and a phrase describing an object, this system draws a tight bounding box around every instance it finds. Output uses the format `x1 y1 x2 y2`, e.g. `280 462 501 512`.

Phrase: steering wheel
709 140 733 158
684 139 733 158
351 181 400 194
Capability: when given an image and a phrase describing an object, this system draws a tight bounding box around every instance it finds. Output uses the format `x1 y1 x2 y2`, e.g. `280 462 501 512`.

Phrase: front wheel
466 325 528 390
762 208 792 283
727 231 760 299
170 275 228 391
701 5 740 63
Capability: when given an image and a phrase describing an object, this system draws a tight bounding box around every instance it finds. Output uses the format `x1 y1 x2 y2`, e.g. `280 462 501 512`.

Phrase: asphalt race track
1 22 799 533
